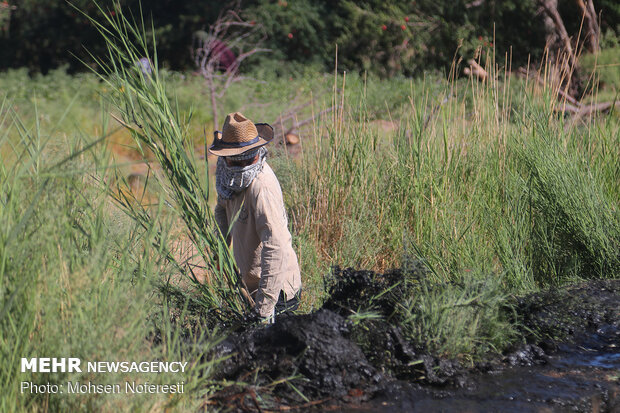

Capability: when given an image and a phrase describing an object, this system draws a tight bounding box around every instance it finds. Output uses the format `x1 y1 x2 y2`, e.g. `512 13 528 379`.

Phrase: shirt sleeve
253 184 290 318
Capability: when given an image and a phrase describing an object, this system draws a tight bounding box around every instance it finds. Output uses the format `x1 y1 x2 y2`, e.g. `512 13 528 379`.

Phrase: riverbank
209 274 620 412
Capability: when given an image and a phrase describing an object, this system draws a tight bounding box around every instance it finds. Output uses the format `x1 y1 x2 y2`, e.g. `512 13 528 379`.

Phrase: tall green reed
80 2 252 321
281 57 618 353
509 118 619 283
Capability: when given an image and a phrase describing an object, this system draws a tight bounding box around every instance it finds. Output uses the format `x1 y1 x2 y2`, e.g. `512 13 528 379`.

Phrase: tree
192 1 268 128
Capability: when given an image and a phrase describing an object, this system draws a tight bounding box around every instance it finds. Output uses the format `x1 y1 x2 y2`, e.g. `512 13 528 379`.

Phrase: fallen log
512 67 617 129
516 67 582 108
463 59 488 82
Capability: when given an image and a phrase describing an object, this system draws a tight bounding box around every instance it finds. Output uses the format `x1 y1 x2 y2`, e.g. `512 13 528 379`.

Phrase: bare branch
191 1 269 128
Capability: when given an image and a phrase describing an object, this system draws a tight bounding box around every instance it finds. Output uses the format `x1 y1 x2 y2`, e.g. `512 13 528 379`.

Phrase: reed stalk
80 1 252 321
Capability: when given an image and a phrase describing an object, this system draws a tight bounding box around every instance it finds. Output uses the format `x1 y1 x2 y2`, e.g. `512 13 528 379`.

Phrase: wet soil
363 322 620 412
210 271 620 412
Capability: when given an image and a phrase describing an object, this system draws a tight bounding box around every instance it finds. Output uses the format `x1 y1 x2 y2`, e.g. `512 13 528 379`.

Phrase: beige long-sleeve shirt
214 163 302 318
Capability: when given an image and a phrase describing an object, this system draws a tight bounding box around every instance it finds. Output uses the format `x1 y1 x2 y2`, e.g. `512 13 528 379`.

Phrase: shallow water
361 326 620 412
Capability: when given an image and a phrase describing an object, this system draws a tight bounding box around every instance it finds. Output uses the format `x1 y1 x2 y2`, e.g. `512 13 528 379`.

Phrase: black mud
213 309 381 401
209 270 620 412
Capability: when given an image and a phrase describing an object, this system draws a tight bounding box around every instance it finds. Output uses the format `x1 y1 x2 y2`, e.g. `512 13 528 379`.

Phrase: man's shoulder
248 163 282 197
253 163 279 187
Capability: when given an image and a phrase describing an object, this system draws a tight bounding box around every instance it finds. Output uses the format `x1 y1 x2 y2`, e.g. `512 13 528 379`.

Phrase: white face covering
215 147 267 200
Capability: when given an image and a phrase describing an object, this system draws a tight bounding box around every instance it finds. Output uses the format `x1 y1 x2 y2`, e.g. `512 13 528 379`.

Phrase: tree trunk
207 75 219 131
539 0 575 66
537 0 581 97
575 0 600 53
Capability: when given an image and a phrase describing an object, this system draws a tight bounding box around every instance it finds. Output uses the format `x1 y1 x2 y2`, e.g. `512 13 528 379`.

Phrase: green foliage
494 111 620 289
400 271 516 357
246 0 548 76
6 0 618 76
0 0 217 73
0 0 101 72
246 0 328 68
1 33 618 394
275 64 619 351
332 1 423 76
580 47 620 98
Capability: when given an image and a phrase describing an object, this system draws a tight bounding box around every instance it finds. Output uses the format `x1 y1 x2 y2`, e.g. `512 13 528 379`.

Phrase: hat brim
208 123 274 157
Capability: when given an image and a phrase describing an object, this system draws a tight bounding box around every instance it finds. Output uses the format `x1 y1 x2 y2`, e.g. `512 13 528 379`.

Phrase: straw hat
208 112 274 157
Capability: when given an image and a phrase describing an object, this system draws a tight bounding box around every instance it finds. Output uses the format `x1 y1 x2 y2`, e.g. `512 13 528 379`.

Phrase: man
210 112 302 323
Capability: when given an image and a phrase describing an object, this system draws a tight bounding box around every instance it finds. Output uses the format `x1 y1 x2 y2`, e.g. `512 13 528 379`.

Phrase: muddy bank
210 271 620 412
367 305 620 411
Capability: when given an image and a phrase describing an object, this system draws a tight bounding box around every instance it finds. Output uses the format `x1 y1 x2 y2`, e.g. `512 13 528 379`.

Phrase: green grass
0 101 223 412
579 46 620 102
277 63 619 353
